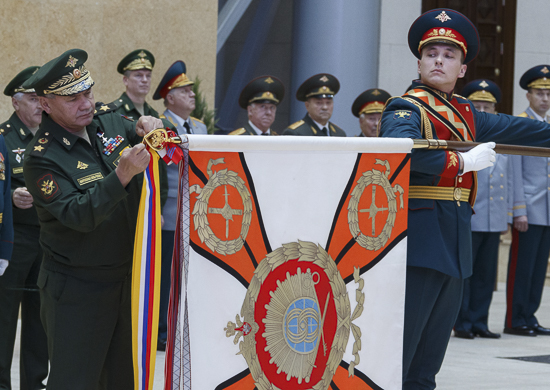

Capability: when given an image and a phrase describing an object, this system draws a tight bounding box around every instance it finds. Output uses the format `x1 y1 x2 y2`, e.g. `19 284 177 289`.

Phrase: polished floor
9 282 550 389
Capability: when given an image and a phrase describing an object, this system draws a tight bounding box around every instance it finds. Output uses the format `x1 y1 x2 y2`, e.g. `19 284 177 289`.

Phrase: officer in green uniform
283 73 346 136
22 48 164 390
0 66 49 390
230 75 285 135
113 49 159 120
351 88 391 137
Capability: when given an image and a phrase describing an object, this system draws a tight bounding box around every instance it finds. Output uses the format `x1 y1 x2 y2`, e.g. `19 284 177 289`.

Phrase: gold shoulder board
517 112 529 118
288 120 305 130
191 116 204 124
229 128 246 136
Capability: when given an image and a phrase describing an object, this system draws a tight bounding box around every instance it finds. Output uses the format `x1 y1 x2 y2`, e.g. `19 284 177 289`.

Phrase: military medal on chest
12 147 25 163
97 130 124 156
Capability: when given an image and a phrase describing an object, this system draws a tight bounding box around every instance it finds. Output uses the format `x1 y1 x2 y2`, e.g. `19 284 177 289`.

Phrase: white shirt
310 116 331 136
249 120 270 135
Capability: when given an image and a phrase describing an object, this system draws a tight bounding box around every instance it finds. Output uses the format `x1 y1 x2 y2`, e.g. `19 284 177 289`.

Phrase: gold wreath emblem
41 180 55 196
348 159 404 251
191 158 252 255
224 241 365 388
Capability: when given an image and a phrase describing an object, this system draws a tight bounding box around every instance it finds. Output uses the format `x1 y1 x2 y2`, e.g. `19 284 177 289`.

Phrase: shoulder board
271 130 279 136
288 120 305 130
190 116 204 124
30 132 54 157
229 128 246 136
329 123 343 134
517 112 529 118
453 94 467 100
94 102 119 116
0 121 13 136
159 114 166 119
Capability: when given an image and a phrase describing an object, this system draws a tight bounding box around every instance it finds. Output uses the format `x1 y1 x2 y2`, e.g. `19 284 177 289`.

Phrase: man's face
123 69 152 97
167 85 195 118
305 97 333 126
247 102 276 132
40 88 95 133
527 88 550 117
472 101 496 114
13 92 42 128
359 112 381 137
418 43 467 93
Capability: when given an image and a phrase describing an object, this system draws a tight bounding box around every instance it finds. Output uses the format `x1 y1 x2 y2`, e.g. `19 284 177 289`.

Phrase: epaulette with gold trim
30 132 54 157
288 120 305 130
0 121 13 136
229 128 246 136
159 114 166 119
94 102 119 116
517 112 529 118
329 123 344 134
191 116 204 124
453 94 467 100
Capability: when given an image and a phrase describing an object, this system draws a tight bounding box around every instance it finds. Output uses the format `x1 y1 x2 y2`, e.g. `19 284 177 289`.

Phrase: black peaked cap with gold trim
462 79 501 103
4 66 41 96
152 60 194 101
352 88 391 117
296 73 340 102
22 49 94 97
519 65 550 90
238 76 285 109
408 8 480 64
117 49 155 74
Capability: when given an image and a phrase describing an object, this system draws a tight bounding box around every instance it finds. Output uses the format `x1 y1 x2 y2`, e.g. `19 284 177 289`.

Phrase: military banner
165 136 412 390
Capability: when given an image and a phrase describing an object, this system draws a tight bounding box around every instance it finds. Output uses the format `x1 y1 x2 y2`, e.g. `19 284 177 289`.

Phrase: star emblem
372 89 381 96
320 75 329 83
138 51 147 58
435 10 451 23
542 66 550 74
264 77 274 84
34 145 44 152
479 80 489 88
100 105 110 111
66 55 78 68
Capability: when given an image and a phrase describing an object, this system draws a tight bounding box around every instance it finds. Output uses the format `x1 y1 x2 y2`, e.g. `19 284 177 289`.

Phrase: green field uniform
283 113 346 136
113 91 159 121
0 112 48 390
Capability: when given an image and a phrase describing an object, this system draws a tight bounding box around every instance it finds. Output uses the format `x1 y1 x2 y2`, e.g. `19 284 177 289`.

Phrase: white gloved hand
459 142 496 174
0 260 8 276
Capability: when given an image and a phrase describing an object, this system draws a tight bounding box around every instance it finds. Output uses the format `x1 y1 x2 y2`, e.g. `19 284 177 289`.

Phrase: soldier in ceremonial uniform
0 66 49 390
505 65 550 337
22 48 164 389
379 9 550 389
230 75 284 135
113 49 158 120
152 60 206 350
351 88 391 137
283 73 346 136
454 79 509 340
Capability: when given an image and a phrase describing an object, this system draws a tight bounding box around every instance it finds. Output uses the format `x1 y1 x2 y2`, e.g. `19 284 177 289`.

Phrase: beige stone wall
0 0 217 119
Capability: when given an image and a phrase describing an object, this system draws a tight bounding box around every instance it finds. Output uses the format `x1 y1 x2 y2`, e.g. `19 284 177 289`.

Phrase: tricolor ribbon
132 129 184 390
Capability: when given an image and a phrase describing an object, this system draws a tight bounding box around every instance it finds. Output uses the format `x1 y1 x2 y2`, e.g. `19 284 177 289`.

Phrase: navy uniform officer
0 66 49 390
113 49 159 120
22 48 164 390
152 60 206 351
379 9 550 389
505 65 550 337
351 88 391 137
283 73 346 136
230 75 285 136
454 79 509 340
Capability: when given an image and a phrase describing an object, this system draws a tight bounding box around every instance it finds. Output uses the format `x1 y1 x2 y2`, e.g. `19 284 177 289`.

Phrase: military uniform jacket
1 112 40 227
471 154 513 232
380 81 550 279
23 105 142 281
511 107 550 226
283 114 346 136
161 109 207 231
113 92 159 121
0 135 13 260
230 121 278 136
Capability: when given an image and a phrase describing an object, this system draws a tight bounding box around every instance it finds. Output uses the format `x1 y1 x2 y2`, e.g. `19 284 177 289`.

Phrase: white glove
0 260 8 276
459 142 496 174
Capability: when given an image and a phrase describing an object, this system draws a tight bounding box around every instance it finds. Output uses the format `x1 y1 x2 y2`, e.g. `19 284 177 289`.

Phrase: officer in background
152 60 206 351
114 49 158 120
351 88 391 137
283 73 346 136
454 79 508 340
230 75 284 135
0 68 35 389
506 65 550 337
22 48 163 389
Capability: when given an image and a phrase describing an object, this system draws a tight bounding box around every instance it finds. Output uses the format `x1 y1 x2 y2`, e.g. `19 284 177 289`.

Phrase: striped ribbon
132 149 162 390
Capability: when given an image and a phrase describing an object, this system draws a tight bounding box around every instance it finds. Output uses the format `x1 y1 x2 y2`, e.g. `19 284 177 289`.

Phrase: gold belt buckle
454 187 462 206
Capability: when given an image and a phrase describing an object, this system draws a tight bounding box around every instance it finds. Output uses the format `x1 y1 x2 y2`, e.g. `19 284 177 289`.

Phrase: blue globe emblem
283 297 321 354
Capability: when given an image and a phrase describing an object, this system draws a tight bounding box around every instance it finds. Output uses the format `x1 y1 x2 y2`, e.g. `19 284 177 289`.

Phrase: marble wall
0 0 218 120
